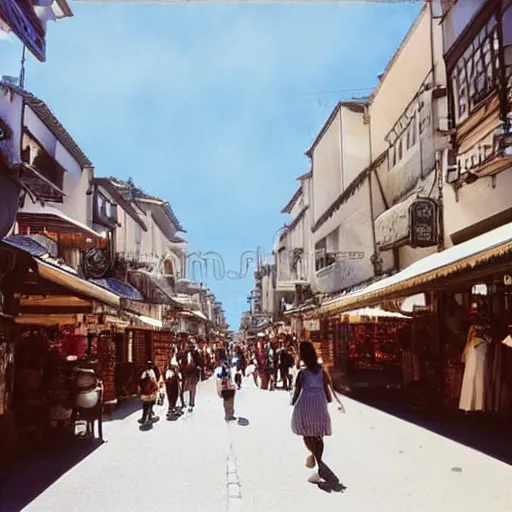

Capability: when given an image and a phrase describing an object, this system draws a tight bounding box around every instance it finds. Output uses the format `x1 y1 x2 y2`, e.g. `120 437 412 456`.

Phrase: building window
315 238 326 271
451 14 500 124
411 115 417 146
164 259 174 275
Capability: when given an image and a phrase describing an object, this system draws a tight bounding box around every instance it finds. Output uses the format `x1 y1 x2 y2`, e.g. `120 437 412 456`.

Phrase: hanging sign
0 0 46 62
408 198 438 248
304 319 320 332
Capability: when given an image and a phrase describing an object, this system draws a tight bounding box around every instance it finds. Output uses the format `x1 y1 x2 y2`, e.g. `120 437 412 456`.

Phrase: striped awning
88 277 144 302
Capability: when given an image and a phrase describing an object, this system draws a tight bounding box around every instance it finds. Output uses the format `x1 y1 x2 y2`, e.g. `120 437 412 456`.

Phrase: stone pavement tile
15 376 512 512
23 379 229 512
230 378 512 512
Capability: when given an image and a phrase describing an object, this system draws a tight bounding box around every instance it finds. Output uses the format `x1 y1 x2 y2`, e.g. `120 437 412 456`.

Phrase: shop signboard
0 0 46 62
408 198 438 248
304 319 320 332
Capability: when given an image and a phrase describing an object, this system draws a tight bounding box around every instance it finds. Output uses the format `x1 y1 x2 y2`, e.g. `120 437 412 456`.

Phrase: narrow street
5 377 512 512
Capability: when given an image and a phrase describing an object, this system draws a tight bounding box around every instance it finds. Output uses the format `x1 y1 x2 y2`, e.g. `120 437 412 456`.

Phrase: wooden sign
409 198 438 248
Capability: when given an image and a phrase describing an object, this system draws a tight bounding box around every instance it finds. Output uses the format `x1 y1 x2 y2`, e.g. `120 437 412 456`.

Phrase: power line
299 86 374 97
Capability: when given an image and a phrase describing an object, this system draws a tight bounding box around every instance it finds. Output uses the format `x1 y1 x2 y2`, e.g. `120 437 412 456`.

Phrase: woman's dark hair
299 341 321 373
218 348 227 362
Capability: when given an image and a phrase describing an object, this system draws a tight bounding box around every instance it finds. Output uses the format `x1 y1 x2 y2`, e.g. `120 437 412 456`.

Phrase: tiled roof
0 82 93 169
106 177 186 233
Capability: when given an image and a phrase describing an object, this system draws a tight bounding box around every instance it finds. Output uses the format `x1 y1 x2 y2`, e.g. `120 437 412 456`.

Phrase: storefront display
459 324 490 412
130 328 150 366
151 331 173 375
97 331 117 404
347 321 404 372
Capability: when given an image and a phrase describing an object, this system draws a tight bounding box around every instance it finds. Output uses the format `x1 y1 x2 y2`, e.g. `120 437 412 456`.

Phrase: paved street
12 377 512 512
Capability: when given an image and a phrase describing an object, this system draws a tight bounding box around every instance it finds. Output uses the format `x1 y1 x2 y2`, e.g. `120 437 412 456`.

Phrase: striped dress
291 369 332 437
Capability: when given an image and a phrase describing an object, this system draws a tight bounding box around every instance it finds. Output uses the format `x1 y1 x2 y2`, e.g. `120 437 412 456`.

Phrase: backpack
139 372 158 396
182 352 198 374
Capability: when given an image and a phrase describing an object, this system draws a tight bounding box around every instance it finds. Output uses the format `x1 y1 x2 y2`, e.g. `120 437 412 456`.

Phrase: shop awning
127 270 179 305
88 277 144 302
177 309 208 321
1 237 122 309
139 315 163 328
307 221 512 318
35 260 120 309
16 208 103 238
341 308 411 321
191 310 207 321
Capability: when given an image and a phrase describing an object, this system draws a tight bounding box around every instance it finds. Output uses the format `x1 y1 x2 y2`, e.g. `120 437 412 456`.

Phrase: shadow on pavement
0 438 104 512
103 396 140 422
352 393 512 466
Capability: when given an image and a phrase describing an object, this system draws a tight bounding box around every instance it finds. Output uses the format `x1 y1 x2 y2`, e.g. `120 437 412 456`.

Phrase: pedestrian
138 361 159 426
265 341 276 391
179 339 203 412
279 343 293 391
291 341 346 492
164 353 182 420
233 345 246 390
215 349 236 421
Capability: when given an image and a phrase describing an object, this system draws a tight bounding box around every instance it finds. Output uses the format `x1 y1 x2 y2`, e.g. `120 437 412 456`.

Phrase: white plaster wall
115 206 145 256
289 193 304 218
21 106 90 225
443 168 512 246
312 179 375 291
290 217 304 250
369 6 433 157
341 107 370 188
398 245 437 269
312 111 342 223
304 185 313 283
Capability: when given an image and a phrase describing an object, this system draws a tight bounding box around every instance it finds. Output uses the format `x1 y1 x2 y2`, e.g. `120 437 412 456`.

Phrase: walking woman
138 361 160 426
291 341 346 492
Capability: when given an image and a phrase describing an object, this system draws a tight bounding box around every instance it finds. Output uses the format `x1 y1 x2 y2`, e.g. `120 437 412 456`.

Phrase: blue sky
1 1 422 328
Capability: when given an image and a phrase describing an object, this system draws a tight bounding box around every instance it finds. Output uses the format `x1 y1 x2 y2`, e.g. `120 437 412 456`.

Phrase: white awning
342 307 411 320
191 310 208 321
138 315 163 328
36 260 120 309
17 207 103 238
308 221 512 318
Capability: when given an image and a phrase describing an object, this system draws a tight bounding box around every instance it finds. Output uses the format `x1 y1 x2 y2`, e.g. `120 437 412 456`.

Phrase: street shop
305 222 512 414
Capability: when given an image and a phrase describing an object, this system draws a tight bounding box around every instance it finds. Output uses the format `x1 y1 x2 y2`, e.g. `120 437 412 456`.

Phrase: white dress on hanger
459 334 488 412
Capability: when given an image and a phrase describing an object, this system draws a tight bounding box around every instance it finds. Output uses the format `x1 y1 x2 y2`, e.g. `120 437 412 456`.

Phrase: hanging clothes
459 326 489 412
485 339 503 413
499 335 512 414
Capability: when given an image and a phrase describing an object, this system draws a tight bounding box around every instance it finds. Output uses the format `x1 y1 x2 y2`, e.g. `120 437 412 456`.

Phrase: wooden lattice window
451 15 501 124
